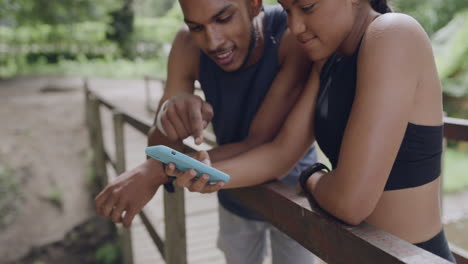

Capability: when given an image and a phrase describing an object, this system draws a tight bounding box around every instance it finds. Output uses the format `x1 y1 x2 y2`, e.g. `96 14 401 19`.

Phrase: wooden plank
113 111 134 264
226 181 452 264
84 79 91 131
113 111 126 173
144 75 166 114
139 210 165 259
451 243 468 264
87 87 468 264
444 117 468 142
144 76 153 113
94 91 116 111
88 89 152 135
122 113 152 135
164 186 188 264
103 149 118 173
89 95 108 187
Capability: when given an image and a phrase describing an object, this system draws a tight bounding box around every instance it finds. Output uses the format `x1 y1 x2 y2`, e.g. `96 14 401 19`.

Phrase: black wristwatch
299 163 330 193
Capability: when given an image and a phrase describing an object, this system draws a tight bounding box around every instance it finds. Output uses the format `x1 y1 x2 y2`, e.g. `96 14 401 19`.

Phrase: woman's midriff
364 177 443 244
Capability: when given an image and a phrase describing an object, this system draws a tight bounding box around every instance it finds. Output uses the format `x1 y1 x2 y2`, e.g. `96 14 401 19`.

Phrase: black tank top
199 5 317 220
315 42 443 191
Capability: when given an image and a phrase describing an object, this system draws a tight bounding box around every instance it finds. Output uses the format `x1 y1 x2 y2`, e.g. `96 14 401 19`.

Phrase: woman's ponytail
370 0 392 14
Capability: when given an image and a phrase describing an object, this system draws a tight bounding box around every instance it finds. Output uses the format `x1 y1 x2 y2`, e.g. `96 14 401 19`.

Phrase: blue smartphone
145 145 230 183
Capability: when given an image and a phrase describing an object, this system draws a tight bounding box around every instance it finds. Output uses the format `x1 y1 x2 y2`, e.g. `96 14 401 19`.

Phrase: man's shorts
217 205 317 264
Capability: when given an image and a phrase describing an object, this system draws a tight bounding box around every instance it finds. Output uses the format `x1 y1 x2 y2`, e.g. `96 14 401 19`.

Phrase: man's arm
172 30 315 191
208 30 312 163
94 27 200 227
148 27 201 148
168 65 320 191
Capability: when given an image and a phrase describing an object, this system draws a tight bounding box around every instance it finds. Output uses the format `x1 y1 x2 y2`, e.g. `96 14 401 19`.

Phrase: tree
2 0 120 26
108 0 135 59
134 0 174 17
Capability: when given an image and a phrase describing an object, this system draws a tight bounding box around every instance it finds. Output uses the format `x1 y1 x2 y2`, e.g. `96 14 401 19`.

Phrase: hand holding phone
145 145 230 183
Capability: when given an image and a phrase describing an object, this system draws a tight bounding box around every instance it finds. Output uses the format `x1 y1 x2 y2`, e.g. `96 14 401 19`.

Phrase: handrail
85 81 187 264
85 79 468 264
228 182 450 264
444 117 468 142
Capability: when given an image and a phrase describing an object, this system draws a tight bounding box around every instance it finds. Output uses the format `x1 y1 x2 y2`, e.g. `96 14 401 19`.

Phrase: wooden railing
0 42 159 55
85 79 468 264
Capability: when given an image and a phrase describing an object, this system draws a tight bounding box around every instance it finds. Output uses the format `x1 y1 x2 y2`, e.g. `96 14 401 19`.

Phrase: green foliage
95 242 121 264
107 0 135 58
0 55 167 79
0 22 111 44
0 2 182 49
47 186 63 208
136 0 183 44
0 164 20 228
263 0 278 5
4 0 121 26
134 16 182 44
443 147 468 193
134 0 174 17
393 0 468 36
432 10 468 98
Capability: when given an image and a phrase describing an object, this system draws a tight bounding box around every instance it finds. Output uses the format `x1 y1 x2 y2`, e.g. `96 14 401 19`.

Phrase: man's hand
165 150 224 193
159 94 214 145
94 159 168 228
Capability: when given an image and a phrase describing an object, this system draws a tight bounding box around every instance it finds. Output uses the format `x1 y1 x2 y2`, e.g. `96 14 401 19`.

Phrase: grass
94 242 121 264
0 164 20 227
0 52 168 79
47 186 63 209
443 147 468 193
11 58 166 79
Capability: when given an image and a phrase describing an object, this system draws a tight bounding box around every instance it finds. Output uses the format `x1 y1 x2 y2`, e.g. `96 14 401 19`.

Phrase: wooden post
164 186 187 264
84 78 91 130
441 112 447 213
113 111 126 173
441 136 447 214
451 244 468 264
89 95 108 187
113 110 134 264
144 76 152 113
84 79 94 157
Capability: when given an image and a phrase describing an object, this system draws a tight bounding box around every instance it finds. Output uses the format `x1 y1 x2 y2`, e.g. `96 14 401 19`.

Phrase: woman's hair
369 0 392 14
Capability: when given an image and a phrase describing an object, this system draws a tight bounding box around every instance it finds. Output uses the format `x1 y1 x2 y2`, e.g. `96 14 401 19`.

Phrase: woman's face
278 0 357 61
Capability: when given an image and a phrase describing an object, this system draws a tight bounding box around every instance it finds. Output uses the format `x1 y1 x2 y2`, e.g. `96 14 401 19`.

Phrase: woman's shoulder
365 13 430 46
360 13 433 63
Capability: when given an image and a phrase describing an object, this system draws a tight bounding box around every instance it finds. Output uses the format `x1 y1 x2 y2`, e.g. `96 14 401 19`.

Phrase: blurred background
0 0 467 263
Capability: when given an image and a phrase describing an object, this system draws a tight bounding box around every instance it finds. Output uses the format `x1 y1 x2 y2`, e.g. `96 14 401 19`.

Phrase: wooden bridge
85 77 468 264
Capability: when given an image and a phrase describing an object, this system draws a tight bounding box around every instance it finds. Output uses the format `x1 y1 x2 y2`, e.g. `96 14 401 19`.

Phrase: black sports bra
314 44 443 191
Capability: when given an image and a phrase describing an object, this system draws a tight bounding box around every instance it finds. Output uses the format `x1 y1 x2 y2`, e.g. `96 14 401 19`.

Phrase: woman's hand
165 150 225 193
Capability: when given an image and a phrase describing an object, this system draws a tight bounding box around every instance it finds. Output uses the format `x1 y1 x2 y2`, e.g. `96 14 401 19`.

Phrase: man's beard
238 22 260 70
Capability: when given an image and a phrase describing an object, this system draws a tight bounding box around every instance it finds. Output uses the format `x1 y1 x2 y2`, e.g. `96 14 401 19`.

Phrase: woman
166 0 455 261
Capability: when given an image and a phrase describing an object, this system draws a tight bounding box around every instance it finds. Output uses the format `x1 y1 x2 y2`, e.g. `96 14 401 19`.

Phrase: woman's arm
167 65 321 191
212 65 321 188
306 14 439 225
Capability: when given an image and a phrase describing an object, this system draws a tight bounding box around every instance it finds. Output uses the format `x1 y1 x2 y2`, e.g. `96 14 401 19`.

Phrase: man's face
180 0 257 72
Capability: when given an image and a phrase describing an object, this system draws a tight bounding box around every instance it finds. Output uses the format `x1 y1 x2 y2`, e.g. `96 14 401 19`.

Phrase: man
95 0 317 263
